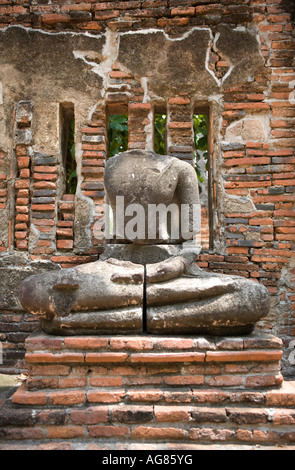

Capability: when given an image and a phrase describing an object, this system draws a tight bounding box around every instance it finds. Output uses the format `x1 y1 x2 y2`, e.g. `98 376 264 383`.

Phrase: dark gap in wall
60 103 76 194
154 106 167 155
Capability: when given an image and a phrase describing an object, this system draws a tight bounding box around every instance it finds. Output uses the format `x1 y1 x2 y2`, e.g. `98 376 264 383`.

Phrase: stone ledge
25 330 283 352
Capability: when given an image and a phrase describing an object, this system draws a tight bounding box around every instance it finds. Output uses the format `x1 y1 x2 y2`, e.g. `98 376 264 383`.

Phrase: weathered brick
88 425 130 438
154 406 190 422
48 390 85 406
87 390 125 403
132 426 185 440
70 406 109 425
46 425 85 439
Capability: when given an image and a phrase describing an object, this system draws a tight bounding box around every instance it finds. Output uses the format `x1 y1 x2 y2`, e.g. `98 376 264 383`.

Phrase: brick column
167 95 194 164
13 101 33 251
80 107 107 251
31 153 58 255
128 102 152 151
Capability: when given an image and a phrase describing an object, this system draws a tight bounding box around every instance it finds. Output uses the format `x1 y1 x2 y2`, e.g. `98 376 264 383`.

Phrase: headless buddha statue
19 150 270 336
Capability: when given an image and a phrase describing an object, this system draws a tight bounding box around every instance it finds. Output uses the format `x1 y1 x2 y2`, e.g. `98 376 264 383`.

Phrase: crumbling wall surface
0 0 294 376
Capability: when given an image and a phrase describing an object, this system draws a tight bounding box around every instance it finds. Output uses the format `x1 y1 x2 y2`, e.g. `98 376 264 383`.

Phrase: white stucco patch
225 115 269 143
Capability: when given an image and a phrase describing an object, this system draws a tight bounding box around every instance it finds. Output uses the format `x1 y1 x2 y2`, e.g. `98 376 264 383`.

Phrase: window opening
154 112 167 155
193 113 210 251
106 107 128 241
107 114 128 158
60 103 76 194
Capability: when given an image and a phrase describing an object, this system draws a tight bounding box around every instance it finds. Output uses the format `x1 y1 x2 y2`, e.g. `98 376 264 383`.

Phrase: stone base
1 330 295 449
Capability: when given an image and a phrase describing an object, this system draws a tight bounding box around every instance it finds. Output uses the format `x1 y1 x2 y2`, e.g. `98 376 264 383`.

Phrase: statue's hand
108 258 144 284
146 256 187 284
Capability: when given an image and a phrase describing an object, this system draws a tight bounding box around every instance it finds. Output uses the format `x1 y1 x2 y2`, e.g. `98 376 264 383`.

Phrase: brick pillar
128 102 153 151
167 95 194 164
30 153 58 255
13 101 33 251
80 107 107 250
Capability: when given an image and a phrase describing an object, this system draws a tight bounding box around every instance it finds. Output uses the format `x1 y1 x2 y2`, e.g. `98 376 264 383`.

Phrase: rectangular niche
194 106 211 251
60 102 76 195
153 104 167 155
107 103 128 159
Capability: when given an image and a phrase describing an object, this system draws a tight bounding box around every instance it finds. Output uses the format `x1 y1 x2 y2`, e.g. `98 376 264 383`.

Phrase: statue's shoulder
105 150 178 176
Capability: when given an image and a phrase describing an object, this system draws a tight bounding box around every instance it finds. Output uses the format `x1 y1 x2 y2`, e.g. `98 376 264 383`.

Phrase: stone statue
19 150 270 336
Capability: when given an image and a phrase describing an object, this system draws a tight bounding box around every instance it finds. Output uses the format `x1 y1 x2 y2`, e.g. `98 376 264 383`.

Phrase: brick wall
0 0 294 376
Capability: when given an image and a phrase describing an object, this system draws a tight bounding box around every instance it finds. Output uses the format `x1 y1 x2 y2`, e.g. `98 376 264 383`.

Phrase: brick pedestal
1 330 295 450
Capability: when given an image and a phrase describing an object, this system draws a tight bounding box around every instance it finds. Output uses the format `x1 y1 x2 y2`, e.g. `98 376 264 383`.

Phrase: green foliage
154 114 166 155
193 114 208 183
108 114 128 158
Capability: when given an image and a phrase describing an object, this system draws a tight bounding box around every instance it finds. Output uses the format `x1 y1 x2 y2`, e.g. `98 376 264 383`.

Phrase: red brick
31 204 55 211
246 373 283 388
34 165 58 173
227 408 268 424
71 406 109 425
64 337 108 349
130 352 205 363
266 391 295 407
168 122 192 129
49 390 85 406
85 352 128 363
111 405 154 423
89 377 123 387
89 425 130 438
42 13 71 24
26 337 64 351
15 231 27 240
163 375 204 386
27 377 58 390
206 351 283 362
15 179 30 189
129 103 151 110
272 410 295 425
168 97 191 105
171 6 195 16
57 240 74 250
59 377 87 388
154 338 194 349
34 181 57 189
191 407 227 423
17 157 29 168
128 390 163 403
29 365 70 376
132 426 185 440
0 427 46 441
12 384 47 405
25 352 84 363
46 425 85 439
87 390 125 403
206 375 243 387
154 406 190 422
109 337 153 350
189 427 234 441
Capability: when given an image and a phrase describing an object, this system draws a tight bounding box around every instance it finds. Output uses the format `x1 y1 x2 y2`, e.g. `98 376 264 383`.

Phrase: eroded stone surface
19 150 270 336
